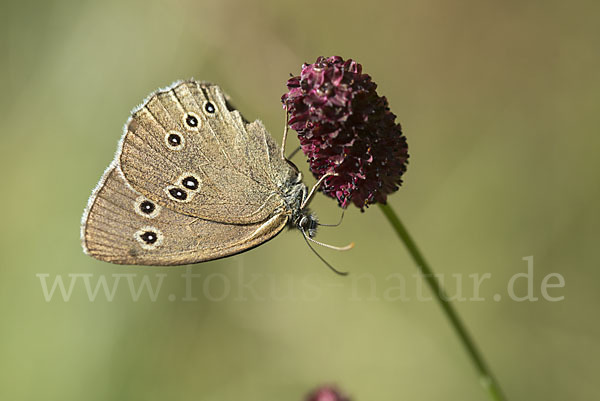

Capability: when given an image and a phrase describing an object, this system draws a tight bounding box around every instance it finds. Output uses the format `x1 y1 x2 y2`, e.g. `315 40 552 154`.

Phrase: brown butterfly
81 81 346 269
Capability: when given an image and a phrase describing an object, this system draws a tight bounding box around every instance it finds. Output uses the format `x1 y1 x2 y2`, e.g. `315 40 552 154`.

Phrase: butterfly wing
81 166 288 265
118 81 293 225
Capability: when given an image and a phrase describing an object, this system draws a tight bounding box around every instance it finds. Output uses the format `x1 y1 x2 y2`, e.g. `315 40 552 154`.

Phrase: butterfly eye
184 112 199 128
204 102 216 114
182 176 199 190
168 187 188 201
299 216 309 229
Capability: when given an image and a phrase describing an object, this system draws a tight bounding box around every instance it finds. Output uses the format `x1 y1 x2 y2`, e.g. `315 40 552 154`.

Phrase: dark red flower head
305 386 351 401
282 56 409 210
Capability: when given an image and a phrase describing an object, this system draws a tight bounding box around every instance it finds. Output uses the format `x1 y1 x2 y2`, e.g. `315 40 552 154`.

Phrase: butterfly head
297 213 318 238
282 176 319 238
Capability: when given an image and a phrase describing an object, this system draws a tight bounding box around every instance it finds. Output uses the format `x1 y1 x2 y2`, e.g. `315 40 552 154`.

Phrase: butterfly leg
300 172 337 210
280 107 301 174
280 107 290 161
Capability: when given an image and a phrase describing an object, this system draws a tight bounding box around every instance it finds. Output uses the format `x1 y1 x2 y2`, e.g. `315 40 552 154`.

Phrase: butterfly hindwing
81 166 289 265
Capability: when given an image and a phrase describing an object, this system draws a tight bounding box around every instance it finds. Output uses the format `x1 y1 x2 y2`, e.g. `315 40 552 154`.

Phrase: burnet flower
283 58 506 400
305 386 351 401
282 56 409 210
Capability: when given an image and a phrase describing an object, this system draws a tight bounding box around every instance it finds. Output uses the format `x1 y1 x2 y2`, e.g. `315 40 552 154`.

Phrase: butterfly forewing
119 81 286 224
194 83 277 183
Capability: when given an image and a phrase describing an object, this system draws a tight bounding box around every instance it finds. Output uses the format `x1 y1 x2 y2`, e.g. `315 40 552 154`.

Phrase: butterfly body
81 80 317 266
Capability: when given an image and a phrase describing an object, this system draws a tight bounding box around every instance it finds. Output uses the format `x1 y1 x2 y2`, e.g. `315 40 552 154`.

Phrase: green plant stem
378 203 506 401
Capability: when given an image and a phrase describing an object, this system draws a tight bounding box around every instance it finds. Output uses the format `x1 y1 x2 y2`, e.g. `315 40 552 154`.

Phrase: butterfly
80 80 341 268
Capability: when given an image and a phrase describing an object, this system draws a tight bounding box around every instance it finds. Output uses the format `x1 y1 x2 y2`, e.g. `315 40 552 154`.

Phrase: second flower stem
378 203 506 401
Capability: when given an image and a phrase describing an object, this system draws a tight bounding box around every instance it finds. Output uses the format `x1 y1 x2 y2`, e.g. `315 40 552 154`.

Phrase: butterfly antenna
300 228 350 276
317 209 346 227
303 231 354 251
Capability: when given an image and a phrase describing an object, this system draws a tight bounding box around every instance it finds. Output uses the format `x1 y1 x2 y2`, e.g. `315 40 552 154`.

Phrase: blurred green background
1 0 598 400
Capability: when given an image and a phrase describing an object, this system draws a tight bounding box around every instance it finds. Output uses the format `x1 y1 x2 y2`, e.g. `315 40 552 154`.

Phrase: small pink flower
282 56 409 210
305 386 351 401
